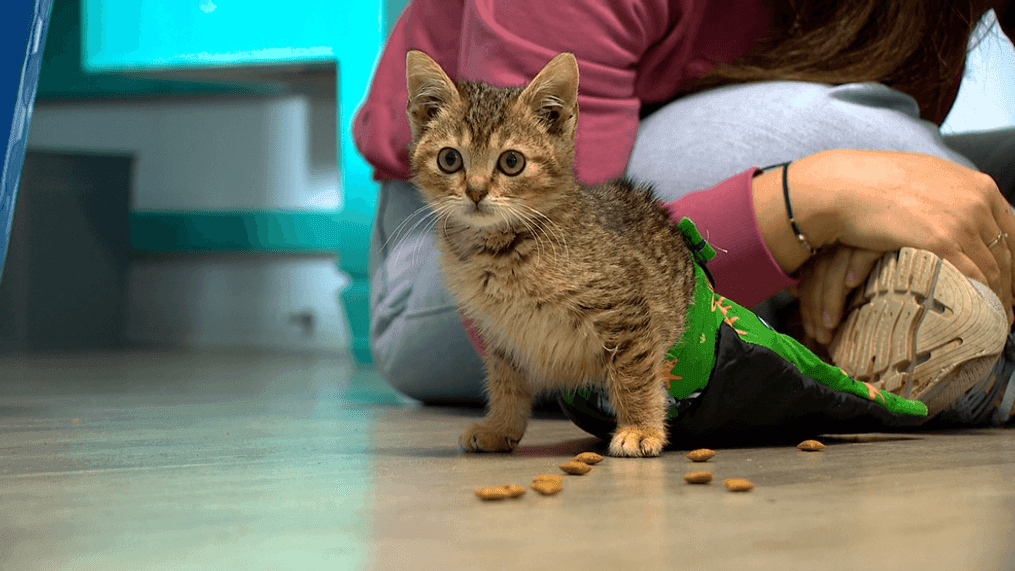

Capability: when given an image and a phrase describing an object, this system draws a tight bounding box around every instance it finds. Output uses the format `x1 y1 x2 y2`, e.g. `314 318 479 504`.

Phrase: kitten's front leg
605 345 669 458
460 349 533 453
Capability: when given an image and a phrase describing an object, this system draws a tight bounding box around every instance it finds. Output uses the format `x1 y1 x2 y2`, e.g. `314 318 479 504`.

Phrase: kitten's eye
437 147 463 174
498 150 526 176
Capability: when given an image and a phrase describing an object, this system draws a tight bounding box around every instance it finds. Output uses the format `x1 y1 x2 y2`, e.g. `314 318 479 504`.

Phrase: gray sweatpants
369 81 1015 402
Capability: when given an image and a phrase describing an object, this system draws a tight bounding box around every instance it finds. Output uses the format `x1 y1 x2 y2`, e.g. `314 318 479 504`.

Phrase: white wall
28 94 340 209
128 255 348 353
26 93 350 354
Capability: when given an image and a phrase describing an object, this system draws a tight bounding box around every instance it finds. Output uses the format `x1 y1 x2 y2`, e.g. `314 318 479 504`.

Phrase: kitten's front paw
609 426 666 457
460 423 520 453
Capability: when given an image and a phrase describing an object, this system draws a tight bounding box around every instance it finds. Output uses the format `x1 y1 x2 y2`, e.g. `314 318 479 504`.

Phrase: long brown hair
685 1 985 121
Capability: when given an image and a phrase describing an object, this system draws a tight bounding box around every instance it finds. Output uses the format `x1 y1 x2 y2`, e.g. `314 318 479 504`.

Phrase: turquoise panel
83 0 338 71
129 210 371 265
38 0 279 99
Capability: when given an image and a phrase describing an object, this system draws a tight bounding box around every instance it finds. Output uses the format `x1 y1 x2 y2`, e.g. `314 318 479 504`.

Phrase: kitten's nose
466 185 488 204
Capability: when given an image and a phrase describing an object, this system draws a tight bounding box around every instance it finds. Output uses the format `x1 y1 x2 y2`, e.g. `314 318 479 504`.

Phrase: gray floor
2 348 1014 571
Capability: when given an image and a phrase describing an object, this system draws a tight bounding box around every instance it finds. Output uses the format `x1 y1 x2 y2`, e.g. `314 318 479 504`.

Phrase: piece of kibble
474 484 526 501
503 484 527 498
573 452 604 465
559 461 593 475
686 448 717 462
533 474 564 485
532 479 563 495
797 439 826 452
723 478 754 492
474 486 512 501
683 472 713 484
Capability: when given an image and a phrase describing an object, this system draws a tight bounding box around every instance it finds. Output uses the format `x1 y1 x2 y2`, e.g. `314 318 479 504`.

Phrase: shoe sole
829 248 1007 418
936 349 1014 425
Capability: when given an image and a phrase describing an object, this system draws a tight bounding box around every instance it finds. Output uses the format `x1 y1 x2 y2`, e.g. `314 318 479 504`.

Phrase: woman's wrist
751 151 842 276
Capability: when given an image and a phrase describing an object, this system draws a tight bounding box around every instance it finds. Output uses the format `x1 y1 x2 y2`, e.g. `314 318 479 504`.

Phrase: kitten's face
406 51 579 229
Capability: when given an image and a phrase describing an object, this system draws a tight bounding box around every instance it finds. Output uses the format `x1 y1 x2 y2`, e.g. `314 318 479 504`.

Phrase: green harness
559 218 927 429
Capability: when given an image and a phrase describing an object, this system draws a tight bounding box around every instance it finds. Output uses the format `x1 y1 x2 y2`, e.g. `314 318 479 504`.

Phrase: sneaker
936 331 1015 425
829 248 1009 419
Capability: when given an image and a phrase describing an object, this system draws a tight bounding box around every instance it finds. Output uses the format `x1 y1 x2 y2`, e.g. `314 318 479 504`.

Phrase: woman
355 0 1015 422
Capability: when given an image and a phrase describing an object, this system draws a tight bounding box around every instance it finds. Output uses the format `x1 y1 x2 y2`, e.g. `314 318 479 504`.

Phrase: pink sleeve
353 1 466 181
661 168 800 308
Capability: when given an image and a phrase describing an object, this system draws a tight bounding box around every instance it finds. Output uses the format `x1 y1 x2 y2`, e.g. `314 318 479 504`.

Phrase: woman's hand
791 246 882 345
754 149 1015 323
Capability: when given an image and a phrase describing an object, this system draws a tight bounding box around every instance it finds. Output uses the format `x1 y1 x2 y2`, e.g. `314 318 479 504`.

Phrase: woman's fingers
991 197 1015 323
1001 244 1014 325
798 247 882 346
797 250 830 341
968 232 1004 312
985 227 1014 325
845 249 880 290
812 248 851 345
822 248 880 344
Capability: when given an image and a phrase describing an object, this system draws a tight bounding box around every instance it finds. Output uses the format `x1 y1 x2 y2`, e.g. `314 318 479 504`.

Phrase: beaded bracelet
763 161 815 256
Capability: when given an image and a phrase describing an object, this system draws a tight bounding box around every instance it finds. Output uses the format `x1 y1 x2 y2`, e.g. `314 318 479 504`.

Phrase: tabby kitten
405 50 696 457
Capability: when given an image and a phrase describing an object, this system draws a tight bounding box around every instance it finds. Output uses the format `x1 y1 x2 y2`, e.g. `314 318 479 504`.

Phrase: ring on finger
988 231 1009 248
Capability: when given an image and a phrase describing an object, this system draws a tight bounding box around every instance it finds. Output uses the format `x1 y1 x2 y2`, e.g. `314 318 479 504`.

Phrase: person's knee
370 307 486 403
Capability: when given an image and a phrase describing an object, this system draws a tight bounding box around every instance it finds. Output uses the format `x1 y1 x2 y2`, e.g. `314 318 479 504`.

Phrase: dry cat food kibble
532 474 564 495
683 472 713 484
797 439 826 451
474 487 511 501
686 448 717 462
573 452 604 465
474 484 527 501
559 460 593 475
503 484 527 498
723 478 755 492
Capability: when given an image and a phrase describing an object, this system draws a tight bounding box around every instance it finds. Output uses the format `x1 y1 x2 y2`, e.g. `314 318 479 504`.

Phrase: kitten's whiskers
383 204 441 268
516 203 570 265
409 199 453 270
503 203 547 266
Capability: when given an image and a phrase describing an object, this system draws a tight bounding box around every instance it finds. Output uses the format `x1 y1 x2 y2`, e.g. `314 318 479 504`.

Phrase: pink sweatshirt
355 0 794 307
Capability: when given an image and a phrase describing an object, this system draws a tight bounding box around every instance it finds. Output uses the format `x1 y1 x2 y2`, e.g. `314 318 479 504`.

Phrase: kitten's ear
520 53 579 133
406 50 459 139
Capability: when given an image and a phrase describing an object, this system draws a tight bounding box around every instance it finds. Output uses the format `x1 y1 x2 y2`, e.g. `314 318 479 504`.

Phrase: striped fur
406 50 695 457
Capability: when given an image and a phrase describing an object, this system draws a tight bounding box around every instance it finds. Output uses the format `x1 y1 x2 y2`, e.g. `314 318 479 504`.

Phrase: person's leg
369 179 486 403
628 80 976 201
